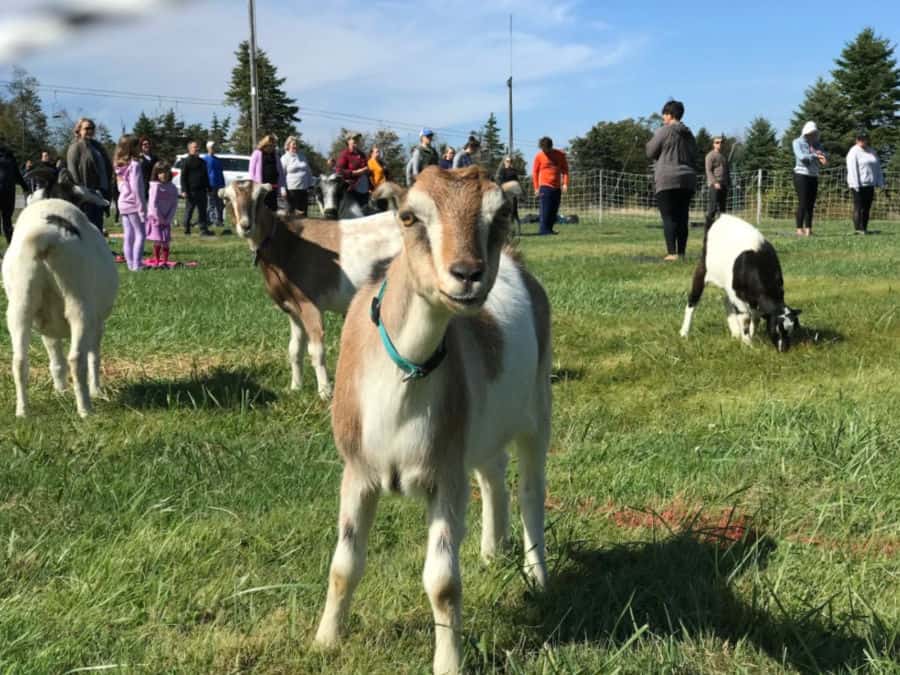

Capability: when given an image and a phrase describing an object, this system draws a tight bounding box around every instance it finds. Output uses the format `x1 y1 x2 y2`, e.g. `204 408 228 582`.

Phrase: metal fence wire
514 168 900 224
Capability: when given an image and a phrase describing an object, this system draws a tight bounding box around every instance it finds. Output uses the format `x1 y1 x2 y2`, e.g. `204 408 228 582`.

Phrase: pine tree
832 27 900 151
568 118 653 174
153 109 188 161
225 41 300 152
5 67 50 161
208 114 232 152
781 77 853 161
738 117 780 174
132 112 157 143
480 113 504 175
693 127 713 172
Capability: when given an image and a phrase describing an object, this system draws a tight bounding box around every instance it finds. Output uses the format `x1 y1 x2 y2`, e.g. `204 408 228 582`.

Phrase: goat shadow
500 529 875 674
796 326 845 348
118 366 278 411
551 366 586 383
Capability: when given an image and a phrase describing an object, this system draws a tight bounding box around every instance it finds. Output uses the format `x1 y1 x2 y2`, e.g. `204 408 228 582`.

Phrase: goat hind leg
302 310 332 400
515 430 548 589
41 335 68 393
474 453 509 561
680 261 707 337
87 324 104 397
9 310 32 417
67 318 94 417
288 315 308 391
315 468 379 647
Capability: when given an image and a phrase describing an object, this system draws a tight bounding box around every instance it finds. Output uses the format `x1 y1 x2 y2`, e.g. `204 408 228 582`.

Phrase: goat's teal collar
370 280 447 382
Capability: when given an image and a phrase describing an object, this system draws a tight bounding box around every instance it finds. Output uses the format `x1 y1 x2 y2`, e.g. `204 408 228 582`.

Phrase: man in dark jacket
139 137 159 197
0 144 30 244
179 141 212 236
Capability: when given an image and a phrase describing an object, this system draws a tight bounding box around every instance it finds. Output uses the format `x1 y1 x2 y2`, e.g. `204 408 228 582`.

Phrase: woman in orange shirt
368 145 388 211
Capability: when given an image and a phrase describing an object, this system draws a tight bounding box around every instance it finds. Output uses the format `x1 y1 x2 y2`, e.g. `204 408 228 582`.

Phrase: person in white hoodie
846 130 884 234
281 136 314 215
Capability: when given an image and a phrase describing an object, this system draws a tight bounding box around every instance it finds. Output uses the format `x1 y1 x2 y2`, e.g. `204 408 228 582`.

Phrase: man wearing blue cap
406 128 439 185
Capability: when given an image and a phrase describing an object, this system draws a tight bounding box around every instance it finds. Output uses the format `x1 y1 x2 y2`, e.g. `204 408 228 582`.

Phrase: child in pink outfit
114 134 147 271
146 161 178 267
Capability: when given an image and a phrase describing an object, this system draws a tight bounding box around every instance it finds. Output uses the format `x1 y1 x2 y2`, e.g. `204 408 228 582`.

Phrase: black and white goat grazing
679 214 801 352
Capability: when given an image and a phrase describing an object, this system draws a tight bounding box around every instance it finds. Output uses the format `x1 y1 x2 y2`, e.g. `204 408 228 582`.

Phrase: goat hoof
15 408 27 418
313 628 341 649
679 330 689 338
318 386 333 401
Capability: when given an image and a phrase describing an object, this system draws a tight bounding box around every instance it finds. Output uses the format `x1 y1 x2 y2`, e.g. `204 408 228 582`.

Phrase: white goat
680 214 801 351
3 198 118 417
315 167 551 674
219 180 401 399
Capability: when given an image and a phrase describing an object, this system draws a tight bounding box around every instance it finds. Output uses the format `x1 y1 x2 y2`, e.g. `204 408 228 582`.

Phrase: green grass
1 214 899 674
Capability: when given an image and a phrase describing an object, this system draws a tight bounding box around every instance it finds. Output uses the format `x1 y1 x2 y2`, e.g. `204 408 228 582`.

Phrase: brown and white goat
219 180 401 398
314 167 551 674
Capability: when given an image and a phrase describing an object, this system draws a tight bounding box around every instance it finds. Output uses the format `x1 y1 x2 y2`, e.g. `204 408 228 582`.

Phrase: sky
1 0 898 155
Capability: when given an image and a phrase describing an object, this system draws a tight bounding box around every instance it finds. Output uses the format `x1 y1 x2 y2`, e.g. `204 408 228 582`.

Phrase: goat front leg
424 471 468 675
287 314 308 392
724 299 742 339
739 312 753 346
41 335 68 393
474 453 509 561
515 431 548 589
315 467 379 647
9 310 32 417
67 317 94 417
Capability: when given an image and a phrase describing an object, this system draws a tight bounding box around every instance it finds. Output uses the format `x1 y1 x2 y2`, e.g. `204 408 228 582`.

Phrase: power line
0 79 477 141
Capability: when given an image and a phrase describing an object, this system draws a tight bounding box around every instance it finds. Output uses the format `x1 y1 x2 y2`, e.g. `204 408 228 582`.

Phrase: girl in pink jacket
146 161 178 267
114 135 147 271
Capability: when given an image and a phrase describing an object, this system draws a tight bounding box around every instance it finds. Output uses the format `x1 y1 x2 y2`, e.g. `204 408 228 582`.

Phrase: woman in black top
495 156 521 230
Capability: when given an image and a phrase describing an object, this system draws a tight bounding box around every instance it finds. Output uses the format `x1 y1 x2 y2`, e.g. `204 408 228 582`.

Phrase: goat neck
376 254 453 369
248 203 281 261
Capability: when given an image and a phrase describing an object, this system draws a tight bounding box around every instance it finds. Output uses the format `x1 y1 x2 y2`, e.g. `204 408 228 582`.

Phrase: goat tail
15 212 84 260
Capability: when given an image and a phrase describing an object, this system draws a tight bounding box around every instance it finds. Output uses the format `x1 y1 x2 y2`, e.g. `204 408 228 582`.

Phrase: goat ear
373 181 407 212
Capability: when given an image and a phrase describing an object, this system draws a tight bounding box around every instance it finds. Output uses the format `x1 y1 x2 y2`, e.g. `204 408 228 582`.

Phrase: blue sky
2 0 898 155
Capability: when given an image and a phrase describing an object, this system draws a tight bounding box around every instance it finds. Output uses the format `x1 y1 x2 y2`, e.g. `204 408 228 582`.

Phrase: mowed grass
0 212 898 674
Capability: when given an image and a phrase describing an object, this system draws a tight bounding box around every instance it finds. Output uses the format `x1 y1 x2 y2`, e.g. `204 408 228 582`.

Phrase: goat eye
398 210 417 227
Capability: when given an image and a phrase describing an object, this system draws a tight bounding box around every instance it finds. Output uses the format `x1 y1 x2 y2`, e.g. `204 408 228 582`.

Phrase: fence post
755 169 762 226
598 169 603 225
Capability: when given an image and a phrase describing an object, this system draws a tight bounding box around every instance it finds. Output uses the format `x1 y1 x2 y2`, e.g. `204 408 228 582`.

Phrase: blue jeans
207 189 224 225
538 186 561 234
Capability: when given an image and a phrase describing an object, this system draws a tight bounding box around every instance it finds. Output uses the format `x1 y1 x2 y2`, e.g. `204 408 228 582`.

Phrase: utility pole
248 0 259 148
507 14 513 158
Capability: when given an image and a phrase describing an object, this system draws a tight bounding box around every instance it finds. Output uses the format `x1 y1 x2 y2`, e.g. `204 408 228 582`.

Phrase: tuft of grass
0 215 898 673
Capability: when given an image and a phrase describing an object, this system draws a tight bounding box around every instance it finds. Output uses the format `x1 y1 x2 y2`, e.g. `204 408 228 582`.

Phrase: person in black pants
846 131 884 234
791 121 827 237
0 144 30 244
704 137 729 227
179 140 212 236
646 100 697 259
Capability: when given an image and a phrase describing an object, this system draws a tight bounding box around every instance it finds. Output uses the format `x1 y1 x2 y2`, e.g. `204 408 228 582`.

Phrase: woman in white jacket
846 130 884 234
281 136 314 215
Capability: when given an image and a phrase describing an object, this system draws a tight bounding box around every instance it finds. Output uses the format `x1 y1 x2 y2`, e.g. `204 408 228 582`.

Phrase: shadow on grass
118 366 278 410
551 366 585 383
797 326 845 348
506 530 877 673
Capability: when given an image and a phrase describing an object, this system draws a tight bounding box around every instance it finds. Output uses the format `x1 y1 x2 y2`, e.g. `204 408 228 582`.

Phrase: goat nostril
449 262 484 283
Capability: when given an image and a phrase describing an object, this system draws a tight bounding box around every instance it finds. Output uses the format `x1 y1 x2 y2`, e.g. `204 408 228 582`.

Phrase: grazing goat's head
374 166 521 316
767 306 802 353
315 173 346 220
25 167 108 208
219 180 271 240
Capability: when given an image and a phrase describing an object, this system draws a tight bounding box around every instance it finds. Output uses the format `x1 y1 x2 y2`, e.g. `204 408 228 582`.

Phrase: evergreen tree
738 116 780 174
693 127 713 172
781 77 853 162
832 27 900 151
225 41 300 152
5 67 50 161
208 114 232 152
569 118 653 174
480 113 504 175
132 112 157 142
153 109 189 161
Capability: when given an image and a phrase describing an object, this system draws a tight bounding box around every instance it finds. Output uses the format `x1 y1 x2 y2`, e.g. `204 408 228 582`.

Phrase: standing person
139 137 158 197
704 136 729 227
532 136 569 236
66 117 113 233
336 131 371 211
368 145 389 211
439 147 455 169
407 128 439 185
204 141 226 228
792 121 827 237
281 136 313 215
0 143 30 244
39 150 56 172
646 100 697 260
846 130 884 235
249 134 285 212
146 161 178 267
179 140 212 236
453 136 481 169
114 134 148 271
495 155 521 230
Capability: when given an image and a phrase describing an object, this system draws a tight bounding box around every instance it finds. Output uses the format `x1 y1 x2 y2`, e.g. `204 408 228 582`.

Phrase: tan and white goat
314 167 552 674
220 180 402 398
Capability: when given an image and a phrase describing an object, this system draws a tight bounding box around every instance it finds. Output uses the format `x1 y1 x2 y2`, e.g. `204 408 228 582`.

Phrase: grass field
1 212 898 674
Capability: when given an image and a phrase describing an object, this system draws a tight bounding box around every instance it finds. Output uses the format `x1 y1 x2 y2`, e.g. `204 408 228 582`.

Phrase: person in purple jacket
113 134 147 271
146 161 178 267
248 134 285 211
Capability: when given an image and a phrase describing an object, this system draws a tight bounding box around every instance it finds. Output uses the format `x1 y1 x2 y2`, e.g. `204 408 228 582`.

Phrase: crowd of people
0 108 890 259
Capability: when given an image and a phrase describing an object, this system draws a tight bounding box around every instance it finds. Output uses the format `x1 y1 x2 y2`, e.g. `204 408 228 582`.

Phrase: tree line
2 28 896 180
